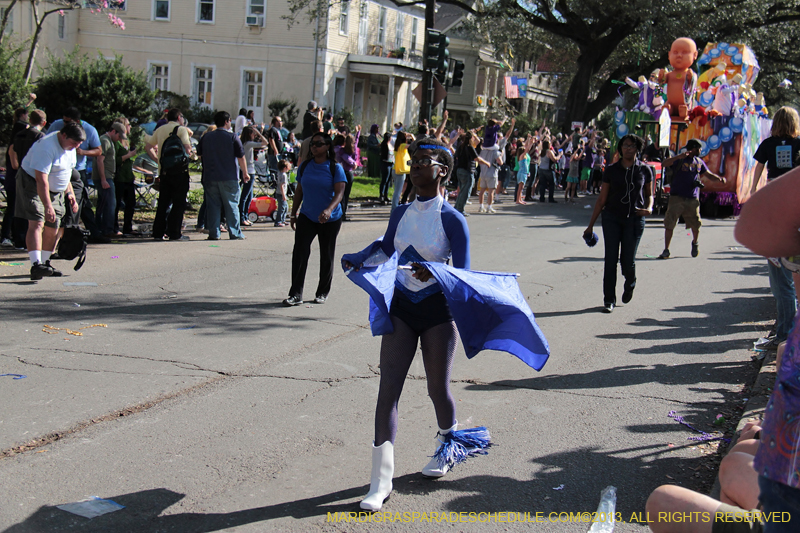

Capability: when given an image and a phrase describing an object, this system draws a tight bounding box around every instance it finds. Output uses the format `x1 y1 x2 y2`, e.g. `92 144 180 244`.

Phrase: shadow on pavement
5 440 713 533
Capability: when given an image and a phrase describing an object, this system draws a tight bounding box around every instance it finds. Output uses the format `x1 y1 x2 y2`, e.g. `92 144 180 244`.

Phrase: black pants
153 170 190 240
1 168 26 245
115 181 136 234
77 170 101 237
289 213 342 299
538 169 555 202
340 169 354 217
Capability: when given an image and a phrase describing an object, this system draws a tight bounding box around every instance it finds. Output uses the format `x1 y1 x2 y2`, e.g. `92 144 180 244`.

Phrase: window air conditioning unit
246 15 264 26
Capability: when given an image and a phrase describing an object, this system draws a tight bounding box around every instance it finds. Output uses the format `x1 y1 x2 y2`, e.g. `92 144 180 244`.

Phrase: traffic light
436 33 450 77
425 29 442 70
451 60 465 87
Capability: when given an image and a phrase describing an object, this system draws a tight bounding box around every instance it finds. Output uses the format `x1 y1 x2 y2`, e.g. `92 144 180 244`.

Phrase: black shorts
390 288 453 336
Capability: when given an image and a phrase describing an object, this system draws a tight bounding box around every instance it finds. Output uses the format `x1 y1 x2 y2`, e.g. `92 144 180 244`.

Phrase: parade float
613 39 772 215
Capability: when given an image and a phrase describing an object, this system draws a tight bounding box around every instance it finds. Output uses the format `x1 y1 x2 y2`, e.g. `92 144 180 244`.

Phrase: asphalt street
0 196 773 532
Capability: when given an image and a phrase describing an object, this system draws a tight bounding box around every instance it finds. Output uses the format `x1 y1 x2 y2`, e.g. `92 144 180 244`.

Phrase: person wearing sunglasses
283 132 347 306
342 137 477 511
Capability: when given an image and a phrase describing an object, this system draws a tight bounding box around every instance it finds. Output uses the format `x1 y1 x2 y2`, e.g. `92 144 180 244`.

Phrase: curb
709 349 776 499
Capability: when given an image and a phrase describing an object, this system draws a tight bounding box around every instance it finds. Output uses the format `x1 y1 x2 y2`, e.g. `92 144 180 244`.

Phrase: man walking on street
197 111 250 241
94 123 127 237
658 139 725 259
47 107 106 243
145 108 194 241
16 122 83 280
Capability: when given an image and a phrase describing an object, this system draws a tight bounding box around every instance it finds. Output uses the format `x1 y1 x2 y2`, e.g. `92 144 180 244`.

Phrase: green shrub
267 98 300 131
35 48 155 133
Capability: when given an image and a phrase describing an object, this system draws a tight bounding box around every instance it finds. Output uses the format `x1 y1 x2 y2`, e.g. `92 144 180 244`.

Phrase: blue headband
418 144 442 150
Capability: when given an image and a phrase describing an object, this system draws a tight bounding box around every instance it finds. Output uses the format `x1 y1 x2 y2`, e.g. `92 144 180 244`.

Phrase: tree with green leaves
0 43 32 145
35 49 155 132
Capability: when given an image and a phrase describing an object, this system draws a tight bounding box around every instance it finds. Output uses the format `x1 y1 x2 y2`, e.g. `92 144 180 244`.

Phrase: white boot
360 441 394 511
421 422 457 478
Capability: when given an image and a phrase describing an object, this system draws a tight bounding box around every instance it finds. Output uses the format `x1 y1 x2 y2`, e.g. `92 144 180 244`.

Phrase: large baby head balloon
659 38 698 120
669 38 698 71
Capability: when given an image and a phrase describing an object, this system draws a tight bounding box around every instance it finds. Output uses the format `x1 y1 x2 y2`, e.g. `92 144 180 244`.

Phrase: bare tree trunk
23 3 65 84
0 0 20 49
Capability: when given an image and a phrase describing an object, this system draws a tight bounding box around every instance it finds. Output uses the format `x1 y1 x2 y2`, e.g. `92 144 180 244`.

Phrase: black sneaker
30 262 52 281
603 302 615 313
658 249 670 259
283 295 303 306
691 241 699 258
45 261 62 277
622 287 634 304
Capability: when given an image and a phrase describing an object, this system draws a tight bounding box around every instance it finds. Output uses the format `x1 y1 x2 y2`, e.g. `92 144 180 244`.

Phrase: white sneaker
478 205 486 213
488 206 496 214
465 199 472 205
0 238 13 248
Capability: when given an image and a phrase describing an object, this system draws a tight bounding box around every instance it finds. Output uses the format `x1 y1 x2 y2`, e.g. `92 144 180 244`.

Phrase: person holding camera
657 139 725 260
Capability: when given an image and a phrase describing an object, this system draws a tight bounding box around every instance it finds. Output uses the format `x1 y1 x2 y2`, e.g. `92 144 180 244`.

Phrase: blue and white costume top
361 194 470 302
342 195 550 371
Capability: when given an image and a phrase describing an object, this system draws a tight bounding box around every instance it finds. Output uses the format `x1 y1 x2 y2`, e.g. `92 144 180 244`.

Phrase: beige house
1 0 433 131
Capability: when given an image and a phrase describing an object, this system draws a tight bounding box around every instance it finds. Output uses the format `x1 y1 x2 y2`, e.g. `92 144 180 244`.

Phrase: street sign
431 76 447 108
658 109 671 148
411 77 448 108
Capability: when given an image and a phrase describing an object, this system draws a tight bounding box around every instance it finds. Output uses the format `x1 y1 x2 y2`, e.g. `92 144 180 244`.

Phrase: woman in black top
584 134 653 313
454 132 489 215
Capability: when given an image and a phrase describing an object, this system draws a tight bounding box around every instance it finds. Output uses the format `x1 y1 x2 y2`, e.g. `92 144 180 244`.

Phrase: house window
339 0 349 35
377 7 386 45
394 13 404 49
57 13 65 39
151 64 169 91
196 67 213 106
154 0 169 20
199 0 213 22
410 18 418 50
243 70 263 108
248 0 265 16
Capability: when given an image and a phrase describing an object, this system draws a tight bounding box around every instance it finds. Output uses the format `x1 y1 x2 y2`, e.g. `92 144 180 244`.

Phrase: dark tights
374 316 457 446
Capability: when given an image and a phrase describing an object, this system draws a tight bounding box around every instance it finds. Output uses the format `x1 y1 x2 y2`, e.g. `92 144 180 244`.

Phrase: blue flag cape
342 242 550 371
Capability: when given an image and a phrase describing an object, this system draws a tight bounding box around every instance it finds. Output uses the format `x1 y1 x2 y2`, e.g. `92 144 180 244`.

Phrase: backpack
160 126 188 173
57 227 87 271
297 159 339 182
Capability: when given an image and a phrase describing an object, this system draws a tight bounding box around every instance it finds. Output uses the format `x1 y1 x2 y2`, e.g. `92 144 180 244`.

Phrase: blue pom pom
433 427 492 470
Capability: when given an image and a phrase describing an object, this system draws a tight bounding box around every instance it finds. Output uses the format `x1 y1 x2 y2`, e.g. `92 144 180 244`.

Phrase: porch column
386 76 396 129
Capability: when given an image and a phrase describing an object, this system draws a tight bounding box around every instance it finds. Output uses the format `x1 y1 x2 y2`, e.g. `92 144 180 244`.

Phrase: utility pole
420 0 435 122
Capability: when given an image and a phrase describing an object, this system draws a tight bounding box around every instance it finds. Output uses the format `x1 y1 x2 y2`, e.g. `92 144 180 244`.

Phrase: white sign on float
571 121 584 131
658 109 671 148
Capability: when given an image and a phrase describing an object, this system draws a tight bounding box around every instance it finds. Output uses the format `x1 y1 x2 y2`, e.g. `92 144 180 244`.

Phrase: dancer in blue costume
343 138 492 512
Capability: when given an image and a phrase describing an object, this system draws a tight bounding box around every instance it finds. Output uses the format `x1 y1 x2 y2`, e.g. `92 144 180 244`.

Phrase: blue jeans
601 211 645 305
205 180 242 239
454 168 474 213
768 260 798 341
379 162 393 199
275 196 288 225
238 170 255 223
391 172 406 212
758 476 800 532
96 179 116 235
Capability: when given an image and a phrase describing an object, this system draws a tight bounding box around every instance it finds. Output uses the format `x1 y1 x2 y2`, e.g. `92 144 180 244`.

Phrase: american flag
504 76 519 99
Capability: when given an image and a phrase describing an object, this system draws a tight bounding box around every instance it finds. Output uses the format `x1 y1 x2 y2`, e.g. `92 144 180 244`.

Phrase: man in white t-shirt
16 122 84 280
